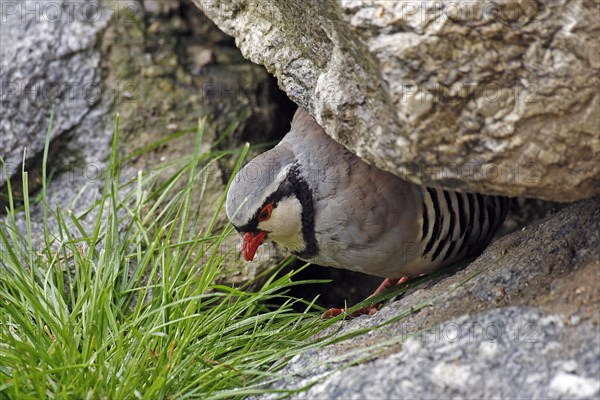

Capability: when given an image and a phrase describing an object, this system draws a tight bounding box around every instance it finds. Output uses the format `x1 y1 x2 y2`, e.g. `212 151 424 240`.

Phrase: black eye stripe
233 163 318 258
236 168 295 232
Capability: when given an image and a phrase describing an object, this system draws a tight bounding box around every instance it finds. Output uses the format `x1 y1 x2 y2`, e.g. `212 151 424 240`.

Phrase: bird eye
258 203 272 222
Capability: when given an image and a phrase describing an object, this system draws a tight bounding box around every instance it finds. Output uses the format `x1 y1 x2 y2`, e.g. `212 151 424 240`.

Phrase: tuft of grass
0 111 443 399
0 113 337 399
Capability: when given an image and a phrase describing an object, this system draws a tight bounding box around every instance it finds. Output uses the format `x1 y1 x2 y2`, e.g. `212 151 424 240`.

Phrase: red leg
397 276 410 285
321 307 345 319
321 276 410 319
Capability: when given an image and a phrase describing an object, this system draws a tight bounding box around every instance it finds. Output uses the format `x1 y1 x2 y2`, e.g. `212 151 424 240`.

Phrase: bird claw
321 308 344 319
321 305 378 319
350 305 378 318
321 276 409 320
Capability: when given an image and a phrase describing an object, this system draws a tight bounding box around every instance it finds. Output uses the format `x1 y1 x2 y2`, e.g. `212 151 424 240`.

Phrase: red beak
241 231 267 261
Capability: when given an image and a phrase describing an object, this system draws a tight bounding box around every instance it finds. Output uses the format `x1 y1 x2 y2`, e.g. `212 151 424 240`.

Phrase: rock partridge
226 108 509 318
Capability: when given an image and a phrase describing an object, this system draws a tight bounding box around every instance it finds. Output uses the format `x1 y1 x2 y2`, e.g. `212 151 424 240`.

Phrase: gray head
226 144 296 228
225 109 319 261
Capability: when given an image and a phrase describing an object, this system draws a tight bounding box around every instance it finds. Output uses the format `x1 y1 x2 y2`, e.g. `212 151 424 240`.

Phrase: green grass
0 113 340 399
0 112 437 399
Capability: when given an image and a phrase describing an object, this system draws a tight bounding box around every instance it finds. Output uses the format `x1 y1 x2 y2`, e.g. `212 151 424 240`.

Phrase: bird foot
397 276 410 285
321 276 410 320
321 307 344 319
321 305 378 319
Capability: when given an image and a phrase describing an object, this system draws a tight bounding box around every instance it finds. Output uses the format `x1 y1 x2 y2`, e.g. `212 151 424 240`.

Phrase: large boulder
192 0 600 202
255 197 600 399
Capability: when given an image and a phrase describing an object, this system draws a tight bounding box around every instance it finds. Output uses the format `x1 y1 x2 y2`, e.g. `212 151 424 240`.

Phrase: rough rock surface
271 308 600 399
2 1 598 398
193 0 600 201
0 0 112 184
0 0 293 284
254 197 600 399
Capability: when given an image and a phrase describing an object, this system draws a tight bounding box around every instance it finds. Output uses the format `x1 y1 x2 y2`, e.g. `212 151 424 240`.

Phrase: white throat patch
258 196 305 253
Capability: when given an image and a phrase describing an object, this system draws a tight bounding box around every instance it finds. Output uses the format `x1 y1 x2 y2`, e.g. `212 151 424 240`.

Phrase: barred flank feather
420 188 509 267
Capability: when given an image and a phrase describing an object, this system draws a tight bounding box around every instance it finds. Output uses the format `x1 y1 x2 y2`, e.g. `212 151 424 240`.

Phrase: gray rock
0 0 125 246
192 0 600 201
0 0 294 285
142 0 180 16
1 0 113 183
275 308 599 400
253 198 600 399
